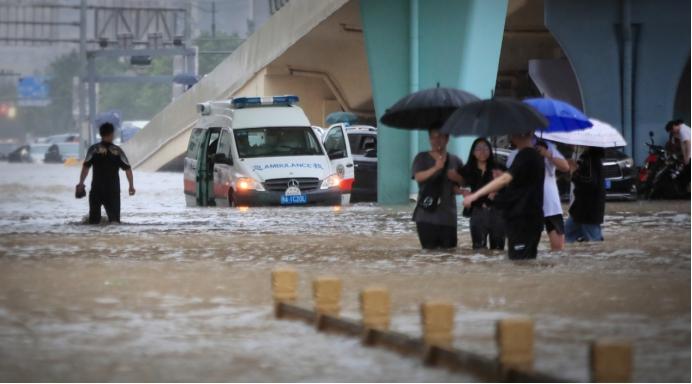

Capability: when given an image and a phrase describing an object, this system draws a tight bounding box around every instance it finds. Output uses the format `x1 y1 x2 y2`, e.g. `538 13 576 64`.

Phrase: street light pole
78 0 88 158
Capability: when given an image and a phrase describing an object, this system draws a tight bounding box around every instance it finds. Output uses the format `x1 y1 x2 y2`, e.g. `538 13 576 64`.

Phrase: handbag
416 156 449 212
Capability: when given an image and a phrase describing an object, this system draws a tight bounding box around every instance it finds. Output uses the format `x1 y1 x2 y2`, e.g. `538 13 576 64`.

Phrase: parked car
325 124 378 202
345 125 377 202
494 147 637 201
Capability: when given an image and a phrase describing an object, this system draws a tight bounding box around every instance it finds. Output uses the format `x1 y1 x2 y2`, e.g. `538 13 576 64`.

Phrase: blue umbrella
326 111 358 126
94 110 122 130
173 73 199 86
523 97 592 133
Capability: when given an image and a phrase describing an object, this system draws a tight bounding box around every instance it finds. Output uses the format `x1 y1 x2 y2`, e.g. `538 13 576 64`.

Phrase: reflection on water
0 163 689 382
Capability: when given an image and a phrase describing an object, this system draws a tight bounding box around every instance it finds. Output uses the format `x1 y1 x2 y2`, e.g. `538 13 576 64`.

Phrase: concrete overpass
123 0 374 173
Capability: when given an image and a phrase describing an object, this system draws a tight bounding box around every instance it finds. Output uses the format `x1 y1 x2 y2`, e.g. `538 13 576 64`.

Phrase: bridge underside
124 0 372 172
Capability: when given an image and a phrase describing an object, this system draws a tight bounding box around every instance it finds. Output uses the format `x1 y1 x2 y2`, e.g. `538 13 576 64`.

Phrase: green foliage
1 31 245 139
97 56 173 120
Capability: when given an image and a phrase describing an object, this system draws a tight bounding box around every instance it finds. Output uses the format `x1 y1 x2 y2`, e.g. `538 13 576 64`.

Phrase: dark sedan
494 147 637 201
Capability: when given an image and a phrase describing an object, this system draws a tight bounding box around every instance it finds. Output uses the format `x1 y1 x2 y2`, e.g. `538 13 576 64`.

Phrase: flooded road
0 163 689 382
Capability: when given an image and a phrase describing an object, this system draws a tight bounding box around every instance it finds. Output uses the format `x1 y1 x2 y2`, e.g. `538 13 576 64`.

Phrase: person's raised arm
537 143 570 172
462 172 512 208
414 154 445 183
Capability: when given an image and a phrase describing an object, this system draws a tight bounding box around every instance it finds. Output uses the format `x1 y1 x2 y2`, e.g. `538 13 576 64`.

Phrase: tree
0 31 246 140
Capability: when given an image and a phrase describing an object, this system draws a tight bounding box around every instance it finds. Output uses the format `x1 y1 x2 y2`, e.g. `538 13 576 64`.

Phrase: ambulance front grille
263 177 320 192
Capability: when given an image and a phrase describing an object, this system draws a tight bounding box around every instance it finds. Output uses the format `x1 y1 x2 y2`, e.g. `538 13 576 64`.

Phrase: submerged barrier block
420 301 455 347
590 339 632 382
271 267 298 303
271 267 299 318
360 287 391 331
496 317 534 372
313 276 342 316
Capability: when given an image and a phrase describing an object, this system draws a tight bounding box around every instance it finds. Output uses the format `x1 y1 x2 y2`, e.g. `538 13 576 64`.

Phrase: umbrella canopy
539 118 626 148
523 97 592 133
94 110 122 130
173 73 200 86
326 111 358 126
380 87 480 130
440 97 548 137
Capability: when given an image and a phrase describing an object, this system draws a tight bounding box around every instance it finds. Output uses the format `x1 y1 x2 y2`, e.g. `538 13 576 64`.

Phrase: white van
184 95 354 207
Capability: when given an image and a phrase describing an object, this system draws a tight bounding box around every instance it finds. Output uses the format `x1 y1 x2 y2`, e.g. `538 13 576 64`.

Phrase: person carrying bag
411 128 463 250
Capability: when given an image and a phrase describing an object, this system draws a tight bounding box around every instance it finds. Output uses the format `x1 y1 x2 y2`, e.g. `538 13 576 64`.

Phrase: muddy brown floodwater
0 163 689 382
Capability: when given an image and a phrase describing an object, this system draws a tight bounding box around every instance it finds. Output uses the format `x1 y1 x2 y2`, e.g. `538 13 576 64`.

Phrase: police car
326 123 378 202
184 95 354 207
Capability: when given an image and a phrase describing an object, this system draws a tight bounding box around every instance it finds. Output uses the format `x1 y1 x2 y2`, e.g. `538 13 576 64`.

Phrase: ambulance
184 95 354 207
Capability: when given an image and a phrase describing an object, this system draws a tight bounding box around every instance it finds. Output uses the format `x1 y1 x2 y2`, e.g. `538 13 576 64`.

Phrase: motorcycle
638 131 687 199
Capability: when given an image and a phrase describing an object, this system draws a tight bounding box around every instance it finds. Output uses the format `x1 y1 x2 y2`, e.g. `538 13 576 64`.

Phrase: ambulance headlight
320 174 341 189
234 177 265 192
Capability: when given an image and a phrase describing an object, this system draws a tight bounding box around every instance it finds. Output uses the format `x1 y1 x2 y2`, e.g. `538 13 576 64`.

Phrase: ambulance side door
212 127 234 207
323 124 354 204
184 128 203 206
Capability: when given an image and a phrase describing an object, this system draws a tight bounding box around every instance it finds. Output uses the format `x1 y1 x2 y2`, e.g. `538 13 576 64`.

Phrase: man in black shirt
77 123 135 224
462 131 545 259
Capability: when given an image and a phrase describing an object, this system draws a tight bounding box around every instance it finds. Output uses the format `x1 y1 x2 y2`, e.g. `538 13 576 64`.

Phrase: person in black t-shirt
462 131 545 259
77 123 135 224
458 137 506 250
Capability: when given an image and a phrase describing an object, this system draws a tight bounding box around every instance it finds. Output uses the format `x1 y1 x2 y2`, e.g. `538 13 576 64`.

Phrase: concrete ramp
124 0 355 171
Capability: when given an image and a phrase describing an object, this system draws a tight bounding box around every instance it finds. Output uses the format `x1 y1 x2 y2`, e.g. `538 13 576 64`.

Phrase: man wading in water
76 123 135 224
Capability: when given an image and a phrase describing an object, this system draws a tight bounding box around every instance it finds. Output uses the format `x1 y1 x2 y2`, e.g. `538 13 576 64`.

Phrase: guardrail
271 267 633 382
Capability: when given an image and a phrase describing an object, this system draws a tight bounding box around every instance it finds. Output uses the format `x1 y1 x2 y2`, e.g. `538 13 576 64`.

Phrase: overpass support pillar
360 0 508 205
545 0 690 164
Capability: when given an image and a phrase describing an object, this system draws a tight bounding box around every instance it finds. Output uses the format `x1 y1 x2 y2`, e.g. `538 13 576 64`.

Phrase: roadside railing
271 267 633 382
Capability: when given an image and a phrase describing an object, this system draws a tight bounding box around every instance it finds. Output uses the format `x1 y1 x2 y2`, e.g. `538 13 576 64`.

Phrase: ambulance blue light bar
231 95 299 108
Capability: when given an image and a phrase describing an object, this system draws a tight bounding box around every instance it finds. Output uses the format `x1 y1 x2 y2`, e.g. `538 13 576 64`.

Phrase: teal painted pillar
361 0 507 204
361 0 412 204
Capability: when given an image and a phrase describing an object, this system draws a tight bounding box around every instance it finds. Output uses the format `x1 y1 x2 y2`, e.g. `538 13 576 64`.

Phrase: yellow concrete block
590 339 632 382
360 287 390 330
313 276 341 316
420 301 454 347
496 317 534 371
271 267 298 303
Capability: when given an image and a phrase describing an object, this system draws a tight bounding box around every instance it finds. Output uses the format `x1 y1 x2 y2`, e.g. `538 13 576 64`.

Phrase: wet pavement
0 163 689 382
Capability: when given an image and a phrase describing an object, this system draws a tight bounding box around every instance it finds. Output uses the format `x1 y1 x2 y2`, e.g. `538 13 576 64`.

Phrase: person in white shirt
507 138 570 251
665 119 690 191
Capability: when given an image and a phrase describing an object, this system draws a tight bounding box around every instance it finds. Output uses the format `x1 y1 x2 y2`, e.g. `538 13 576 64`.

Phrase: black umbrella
380 87 480 130
440 97 549 137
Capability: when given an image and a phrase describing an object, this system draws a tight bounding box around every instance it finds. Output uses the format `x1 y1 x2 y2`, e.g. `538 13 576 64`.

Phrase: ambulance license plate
281 194 307 205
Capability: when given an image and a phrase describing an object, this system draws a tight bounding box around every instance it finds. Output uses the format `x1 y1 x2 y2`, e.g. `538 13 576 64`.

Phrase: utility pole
211 1 216 38
78 0 88 158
